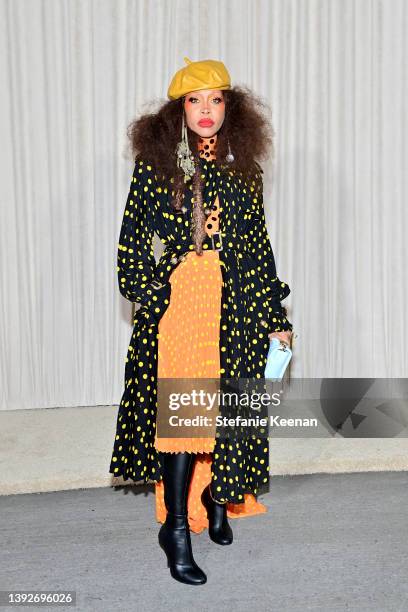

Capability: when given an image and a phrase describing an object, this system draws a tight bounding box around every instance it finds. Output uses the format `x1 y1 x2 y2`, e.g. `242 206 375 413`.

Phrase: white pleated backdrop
0 0 406 410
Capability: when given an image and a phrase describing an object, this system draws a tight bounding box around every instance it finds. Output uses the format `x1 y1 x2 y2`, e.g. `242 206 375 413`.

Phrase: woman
110 57 293 585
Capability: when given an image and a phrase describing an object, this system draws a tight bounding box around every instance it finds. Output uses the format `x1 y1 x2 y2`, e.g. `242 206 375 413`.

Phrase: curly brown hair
126 86 275 254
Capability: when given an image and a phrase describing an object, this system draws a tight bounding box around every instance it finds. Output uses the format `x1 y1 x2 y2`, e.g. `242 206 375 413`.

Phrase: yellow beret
167 57 231 100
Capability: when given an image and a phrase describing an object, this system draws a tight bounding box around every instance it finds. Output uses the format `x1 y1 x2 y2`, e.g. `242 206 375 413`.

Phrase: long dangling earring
225 138 235 163
191 164 206 256
176 109 196 182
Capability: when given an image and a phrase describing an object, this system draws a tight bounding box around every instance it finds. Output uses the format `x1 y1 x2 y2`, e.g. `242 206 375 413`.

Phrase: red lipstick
198 119 214 127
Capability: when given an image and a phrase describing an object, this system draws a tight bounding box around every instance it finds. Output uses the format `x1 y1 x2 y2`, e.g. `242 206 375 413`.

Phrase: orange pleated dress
154 135 267 533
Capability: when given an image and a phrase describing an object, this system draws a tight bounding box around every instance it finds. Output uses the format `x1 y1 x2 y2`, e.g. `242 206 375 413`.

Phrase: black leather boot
201 482 233 545
158 452 207 585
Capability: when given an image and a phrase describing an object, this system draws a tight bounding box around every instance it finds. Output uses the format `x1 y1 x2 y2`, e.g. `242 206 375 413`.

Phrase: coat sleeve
117 158 170 312
244 168 293 332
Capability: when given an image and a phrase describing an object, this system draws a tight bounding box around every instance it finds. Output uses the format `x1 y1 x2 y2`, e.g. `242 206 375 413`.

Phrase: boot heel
201 484 233 545
159 543 170 567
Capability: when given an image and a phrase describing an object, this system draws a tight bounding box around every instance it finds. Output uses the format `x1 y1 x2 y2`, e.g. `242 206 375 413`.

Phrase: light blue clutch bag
264 338 292 380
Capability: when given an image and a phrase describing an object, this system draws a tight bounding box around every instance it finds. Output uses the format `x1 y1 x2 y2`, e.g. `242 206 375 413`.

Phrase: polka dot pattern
109 133 293 506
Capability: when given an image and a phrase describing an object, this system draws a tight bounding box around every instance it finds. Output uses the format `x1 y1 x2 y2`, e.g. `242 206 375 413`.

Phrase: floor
1 471 407 612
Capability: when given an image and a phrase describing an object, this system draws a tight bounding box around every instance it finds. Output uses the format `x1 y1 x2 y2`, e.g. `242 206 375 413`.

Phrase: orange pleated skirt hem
154 437 215 454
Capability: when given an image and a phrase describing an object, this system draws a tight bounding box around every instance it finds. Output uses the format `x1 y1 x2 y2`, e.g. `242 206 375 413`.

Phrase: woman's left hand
268 329 293 347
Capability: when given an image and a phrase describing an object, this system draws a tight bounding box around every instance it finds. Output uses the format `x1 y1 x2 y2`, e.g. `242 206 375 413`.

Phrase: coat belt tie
164 232 246 254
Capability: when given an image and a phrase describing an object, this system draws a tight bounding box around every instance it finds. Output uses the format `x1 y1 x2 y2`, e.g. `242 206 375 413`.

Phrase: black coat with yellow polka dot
110 155 293 503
